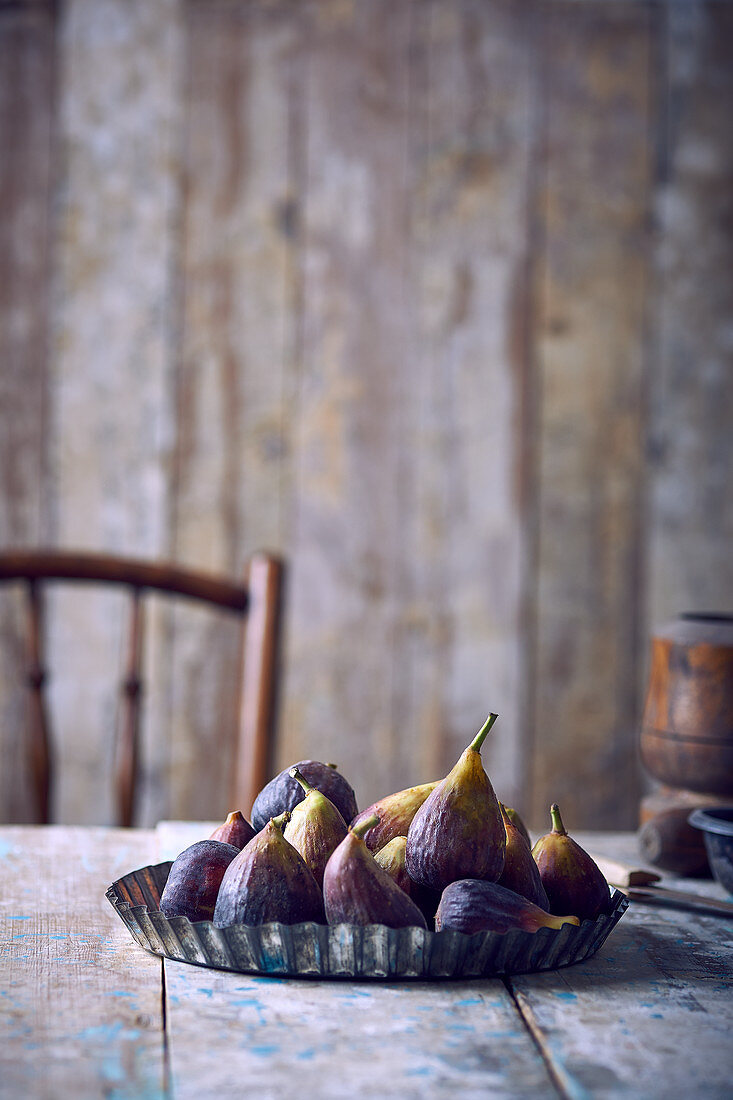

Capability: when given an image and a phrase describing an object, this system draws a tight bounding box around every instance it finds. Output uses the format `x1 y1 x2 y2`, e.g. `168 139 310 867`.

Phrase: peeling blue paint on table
1 825 732 1099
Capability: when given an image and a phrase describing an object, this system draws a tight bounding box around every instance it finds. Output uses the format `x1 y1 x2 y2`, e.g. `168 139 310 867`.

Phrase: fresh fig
501 804 531 847
283 767 349 887
532 803 611 922
497 804 549 909
251 760 358 831
213 813 325 927
323 816 427 929
405 713 506 892
435 879 579 935
351 780 439 852
373 836 415 896
209 810 257 849
374 836 441 925
159 839 240 922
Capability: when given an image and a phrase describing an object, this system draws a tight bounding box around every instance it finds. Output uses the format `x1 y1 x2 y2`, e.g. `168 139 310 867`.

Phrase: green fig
283 767 349 887
532 804 610 922
374 836 441 925
501 803 532 847
209 810 257 849
351 781 439 852
373 836 415 895
323 816 427 929
405 713 506 892
435 879 579 935
497 805 549 909
213 812 325 927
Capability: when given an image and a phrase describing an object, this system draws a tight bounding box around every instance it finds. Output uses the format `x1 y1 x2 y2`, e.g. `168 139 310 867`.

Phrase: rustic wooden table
1 823 731 1099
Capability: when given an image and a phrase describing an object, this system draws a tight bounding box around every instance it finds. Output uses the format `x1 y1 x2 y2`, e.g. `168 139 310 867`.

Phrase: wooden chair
0 549 284 826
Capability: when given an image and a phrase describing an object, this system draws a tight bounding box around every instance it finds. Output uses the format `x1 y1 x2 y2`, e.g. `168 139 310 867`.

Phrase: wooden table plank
164 966 560 1100
0 826 165 1100
509 832 733 1099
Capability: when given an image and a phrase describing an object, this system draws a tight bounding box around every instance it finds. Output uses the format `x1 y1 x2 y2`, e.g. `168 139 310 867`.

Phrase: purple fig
251 760 358 831
213 813 325 926
532 804 611 922
435 879 579 935
323 816 427 929
497 805 549 909
405 713 506 892
501 803 531 847
209 810 257 849
160 839 240 922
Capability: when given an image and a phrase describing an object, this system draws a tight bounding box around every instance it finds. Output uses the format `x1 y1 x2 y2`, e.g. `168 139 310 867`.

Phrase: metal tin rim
106 861 629 980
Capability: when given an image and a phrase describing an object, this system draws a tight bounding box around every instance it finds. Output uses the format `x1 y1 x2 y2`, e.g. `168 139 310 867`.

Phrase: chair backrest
0 549 284 826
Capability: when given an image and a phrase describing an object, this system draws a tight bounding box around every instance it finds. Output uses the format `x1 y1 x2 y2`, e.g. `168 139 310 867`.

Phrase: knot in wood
27 666 46 689
123 676 143 698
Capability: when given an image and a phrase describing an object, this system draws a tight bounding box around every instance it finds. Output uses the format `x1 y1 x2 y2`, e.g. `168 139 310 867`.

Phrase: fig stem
290 766 314 795
550 803 567 835
350 813 379 840
272 810 292 832
470 712 498 753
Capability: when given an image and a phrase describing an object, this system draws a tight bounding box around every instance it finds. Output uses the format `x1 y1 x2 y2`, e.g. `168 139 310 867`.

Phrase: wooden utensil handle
626 885 733 917
588 853 662 887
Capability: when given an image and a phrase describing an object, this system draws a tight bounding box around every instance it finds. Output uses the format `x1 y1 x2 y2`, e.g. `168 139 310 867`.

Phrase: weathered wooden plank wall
0 0 55 822
1 0 731 831
529 2 654 825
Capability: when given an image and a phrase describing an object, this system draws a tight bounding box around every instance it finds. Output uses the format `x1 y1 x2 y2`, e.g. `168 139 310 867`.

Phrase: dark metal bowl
689 807 733 895
106 860 628 980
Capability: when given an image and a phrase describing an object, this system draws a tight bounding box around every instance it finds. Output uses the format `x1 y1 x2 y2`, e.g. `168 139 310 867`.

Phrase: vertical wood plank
0 826 165 1099
529 2 654 829
280 0 416 808
646 3 733 627
169 0 298 819
49 0 183 824
406 0 538 807
0 1 56 823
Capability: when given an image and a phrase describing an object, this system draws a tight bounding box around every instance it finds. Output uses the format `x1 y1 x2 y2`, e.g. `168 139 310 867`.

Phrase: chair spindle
25 580 52 824
116 587 144 827
233 554 283 814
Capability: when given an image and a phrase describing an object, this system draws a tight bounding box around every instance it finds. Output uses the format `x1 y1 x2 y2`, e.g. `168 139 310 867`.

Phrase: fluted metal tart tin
106 860 628 980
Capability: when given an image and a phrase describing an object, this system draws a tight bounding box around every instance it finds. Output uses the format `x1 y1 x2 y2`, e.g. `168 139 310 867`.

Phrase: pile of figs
159 712 613 936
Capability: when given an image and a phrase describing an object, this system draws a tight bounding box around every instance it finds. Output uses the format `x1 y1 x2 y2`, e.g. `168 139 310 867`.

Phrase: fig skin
160 839 240 923
501 804 532 848
406 713 506 893
497 805 550 909
283 767 349 887
214 816 325 927
374 836 441 925
435 879 579 935
532 804 611 922
351 781 439 853
251 760 358 832
373 836 414 895
209 810 257 849
323 817 427 930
